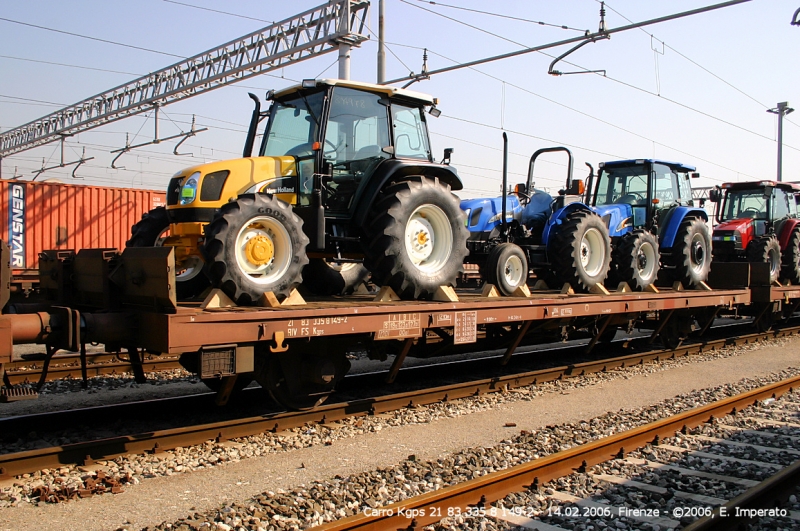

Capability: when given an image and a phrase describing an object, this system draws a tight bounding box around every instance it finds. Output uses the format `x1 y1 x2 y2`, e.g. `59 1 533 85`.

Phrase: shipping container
2 180 165 272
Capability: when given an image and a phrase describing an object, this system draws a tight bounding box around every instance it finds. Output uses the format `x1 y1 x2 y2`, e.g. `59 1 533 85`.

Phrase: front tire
668 217 711 288
747 234 781 284
549 210 611 292
781 228 800 284
127 206 211 300
486 243 528 296
365 177 469 299
203 194 309 304
609 230 660 291
302 259 370 296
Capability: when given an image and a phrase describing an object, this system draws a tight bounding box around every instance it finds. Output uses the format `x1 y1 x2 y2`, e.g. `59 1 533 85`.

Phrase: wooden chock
643 284 660 294
512 283 532 298
200 289 237 309
354 282 372 295
281 288 306 306
671 281 685 292
560 283 575 295
257 291 282 308
373 286 401 302
481 284 501 298
589 283 610 295
433 285 459 302
531 280 549 291
616 282 632 293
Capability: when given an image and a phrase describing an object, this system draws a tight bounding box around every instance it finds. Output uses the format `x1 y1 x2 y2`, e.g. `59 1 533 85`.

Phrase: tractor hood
714 218 752 234
461 195 522 234
593 203 634 237
165 156 298 214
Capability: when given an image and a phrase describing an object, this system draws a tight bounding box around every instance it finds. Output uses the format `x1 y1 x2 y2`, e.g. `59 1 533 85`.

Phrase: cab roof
600 159 696 173
721 180 800 192
271 78 436 105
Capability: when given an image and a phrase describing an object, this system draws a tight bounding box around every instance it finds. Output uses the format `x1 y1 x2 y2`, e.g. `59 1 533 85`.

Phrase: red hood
714 218 753 233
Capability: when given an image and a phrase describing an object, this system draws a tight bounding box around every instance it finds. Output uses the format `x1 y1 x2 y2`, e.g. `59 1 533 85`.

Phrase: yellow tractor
128 79 469 303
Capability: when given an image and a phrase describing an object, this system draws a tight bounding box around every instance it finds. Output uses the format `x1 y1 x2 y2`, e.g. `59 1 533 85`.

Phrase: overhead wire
409 0 588 33
396 0 798 154
0 17 185 59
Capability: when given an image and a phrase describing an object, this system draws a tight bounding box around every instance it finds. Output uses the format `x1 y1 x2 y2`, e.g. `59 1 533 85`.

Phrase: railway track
1 324 798 481
3 352 183 386
311 376 800 531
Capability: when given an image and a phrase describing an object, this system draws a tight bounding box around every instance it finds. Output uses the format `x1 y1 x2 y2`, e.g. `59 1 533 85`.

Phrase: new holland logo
8 183 25 267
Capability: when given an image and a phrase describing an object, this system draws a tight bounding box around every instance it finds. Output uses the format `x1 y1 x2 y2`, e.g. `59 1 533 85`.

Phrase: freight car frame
0 242 797 407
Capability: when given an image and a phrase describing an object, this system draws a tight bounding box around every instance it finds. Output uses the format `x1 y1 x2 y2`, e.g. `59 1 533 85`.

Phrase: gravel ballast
0 335 798 531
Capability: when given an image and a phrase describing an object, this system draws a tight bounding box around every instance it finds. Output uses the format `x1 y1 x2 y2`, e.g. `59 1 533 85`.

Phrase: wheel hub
406 217 435 263
636 251 647 271
244 234 274 266
691 240 705 266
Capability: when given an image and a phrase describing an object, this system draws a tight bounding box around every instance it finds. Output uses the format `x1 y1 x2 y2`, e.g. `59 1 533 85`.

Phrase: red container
2 180 166 272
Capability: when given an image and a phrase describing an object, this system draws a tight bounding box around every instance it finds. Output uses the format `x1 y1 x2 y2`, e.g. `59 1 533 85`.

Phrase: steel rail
1 324 797 479
310 375 800 531
683 459 800 530
4 354 182 385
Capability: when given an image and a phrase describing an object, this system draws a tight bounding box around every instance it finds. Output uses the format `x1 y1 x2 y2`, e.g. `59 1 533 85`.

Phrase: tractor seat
617 194 644 206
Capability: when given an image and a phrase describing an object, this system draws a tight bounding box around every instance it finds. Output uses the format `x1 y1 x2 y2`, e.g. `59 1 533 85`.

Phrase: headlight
180 171 200 205
464 209 471 227
615 217 632 232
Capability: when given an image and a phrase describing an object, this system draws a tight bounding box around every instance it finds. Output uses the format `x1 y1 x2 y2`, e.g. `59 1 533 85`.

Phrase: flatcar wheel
257 348 350 411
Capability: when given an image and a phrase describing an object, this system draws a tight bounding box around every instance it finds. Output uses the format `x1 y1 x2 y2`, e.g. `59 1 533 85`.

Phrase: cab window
772 189 791 219
391 105 431 160
652 164 677 206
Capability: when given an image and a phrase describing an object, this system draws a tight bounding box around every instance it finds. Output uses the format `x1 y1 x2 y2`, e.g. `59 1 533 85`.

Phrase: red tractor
709 180 800 284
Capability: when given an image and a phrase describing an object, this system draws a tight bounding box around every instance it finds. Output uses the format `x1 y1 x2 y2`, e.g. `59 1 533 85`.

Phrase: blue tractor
585 159 711 290
460 136 611 296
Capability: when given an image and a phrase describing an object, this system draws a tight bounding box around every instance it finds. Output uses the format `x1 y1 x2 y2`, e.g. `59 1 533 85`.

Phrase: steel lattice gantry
0 0 369 157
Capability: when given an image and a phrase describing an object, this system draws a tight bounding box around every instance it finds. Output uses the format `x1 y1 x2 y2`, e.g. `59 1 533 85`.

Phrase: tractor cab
255 79 440 217
589 159 698 238
710 181 800 268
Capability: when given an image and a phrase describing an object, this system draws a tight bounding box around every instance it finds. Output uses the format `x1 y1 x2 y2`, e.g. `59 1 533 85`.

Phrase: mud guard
778 218 800 249
658 207 708 248
542 202 595 249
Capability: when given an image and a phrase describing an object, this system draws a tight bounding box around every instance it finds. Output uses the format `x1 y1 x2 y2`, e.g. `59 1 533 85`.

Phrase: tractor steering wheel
741 207 761 218
618 192 645 204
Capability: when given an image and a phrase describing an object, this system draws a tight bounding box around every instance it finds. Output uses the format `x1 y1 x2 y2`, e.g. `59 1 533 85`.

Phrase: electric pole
767 101 794 182
378 0 386 83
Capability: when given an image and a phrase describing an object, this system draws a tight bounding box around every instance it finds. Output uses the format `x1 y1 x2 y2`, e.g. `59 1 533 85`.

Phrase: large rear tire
486 243 528 296
668 217 711 288
302 259 370 296
781 228 800 284
747 234 781 284
127 206 211 300
609 230 660 291
203 194 309 304
365 177 469 299
549 210 611 292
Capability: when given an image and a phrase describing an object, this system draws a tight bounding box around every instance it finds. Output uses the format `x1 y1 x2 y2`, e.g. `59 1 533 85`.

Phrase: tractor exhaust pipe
502 132 508 242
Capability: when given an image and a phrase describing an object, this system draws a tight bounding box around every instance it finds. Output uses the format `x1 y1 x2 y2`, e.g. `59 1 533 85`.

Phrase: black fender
351 159 462 227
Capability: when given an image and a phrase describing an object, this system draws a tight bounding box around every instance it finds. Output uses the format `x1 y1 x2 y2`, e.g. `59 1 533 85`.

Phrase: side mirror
691 172 700 179
442 148 454 165
708 188 721 203
566 179 585 196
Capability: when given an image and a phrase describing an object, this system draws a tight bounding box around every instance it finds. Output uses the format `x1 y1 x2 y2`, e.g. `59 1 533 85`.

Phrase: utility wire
0 54 140 76
410 0 588 33
399 1 798 156
162 0 274 24
0 17 185 59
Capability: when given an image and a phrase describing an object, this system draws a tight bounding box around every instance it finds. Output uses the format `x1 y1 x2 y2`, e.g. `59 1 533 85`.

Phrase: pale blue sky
1 0 798 198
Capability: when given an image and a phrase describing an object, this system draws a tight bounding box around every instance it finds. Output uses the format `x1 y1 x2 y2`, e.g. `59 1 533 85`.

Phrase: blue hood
460 196 522 234
594 203 634 238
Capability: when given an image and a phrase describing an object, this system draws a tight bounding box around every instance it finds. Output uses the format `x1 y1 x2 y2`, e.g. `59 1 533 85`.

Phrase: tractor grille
166 176 183 205
200 170 230 201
